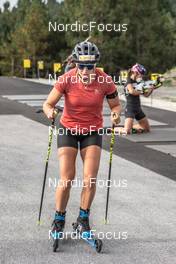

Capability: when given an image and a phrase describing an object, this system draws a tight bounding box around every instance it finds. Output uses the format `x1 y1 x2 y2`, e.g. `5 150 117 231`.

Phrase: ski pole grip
51 109 58 125
112 112 121 126
36 105 63 114
53 109 58 118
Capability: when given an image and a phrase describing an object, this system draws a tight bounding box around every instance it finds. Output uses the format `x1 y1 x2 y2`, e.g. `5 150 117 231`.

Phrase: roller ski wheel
51 230 64 252
53 238 59 252
95 239 103 253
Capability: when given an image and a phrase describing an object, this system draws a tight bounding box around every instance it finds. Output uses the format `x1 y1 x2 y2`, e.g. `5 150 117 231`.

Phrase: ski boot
72 208 103 253
50 211 66 252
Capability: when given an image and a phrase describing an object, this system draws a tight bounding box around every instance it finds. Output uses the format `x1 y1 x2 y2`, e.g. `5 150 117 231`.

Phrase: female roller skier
119 63 154 134
43 41 121 250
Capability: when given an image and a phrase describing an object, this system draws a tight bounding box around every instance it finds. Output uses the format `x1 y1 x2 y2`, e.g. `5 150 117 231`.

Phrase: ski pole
37 108 58 225
104 123 115 224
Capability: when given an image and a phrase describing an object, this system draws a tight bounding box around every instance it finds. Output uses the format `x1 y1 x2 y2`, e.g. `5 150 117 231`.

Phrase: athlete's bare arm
107 96 121 114
127 83 141 96
43 87 63 119
143 86 154 97
107 96 121 125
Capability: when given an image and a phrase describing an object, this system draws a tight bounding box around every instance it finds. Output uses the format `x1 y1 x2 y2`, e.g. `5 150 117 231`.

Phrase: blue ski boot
72 208 102 253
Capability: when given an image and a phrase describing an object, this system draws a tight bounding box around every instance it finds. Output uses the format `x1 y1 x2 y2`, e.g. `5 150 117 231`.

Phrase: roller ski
72 208 103 253
50 211 66 252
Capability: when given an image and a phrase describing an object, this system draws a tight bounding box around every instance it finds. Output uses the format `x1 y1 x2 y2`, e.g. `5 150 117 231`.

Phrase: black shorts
125 107 146 121
57 122 102 150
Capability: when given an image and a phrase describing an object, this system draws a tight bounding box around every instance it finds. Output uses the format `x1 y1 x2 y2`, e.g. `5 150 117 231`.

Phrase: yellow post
23 59 31 78
37 61 44 78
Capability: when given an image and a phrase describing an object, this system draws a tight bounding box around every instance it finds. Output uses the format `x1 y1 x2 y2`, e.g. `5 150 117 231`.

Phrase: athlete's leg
115 117 134 134
137 117 150 132
132 123 145 131
80 145 101 210
119 107 135 134
55 147 78 212
134 110 150 132
124 117 134 134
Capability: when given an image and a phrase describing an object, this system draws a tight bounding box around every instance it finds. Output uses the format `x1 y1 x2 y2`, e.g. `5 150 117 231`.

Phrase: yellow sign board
151 73 163 81
23 59 31 68
54 63 61 73
120 70 128 78
120 70 128 84
38 61 44 70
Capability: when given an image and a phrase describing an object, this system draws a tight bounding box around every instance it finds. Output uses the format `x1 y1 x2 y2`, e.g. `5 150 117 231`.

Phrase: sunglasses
77 64 95 70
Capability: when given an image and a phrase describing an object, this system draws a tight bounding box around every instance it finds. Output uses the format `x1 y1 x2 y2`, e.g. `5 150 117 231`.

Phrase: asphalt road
0 77 176 264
